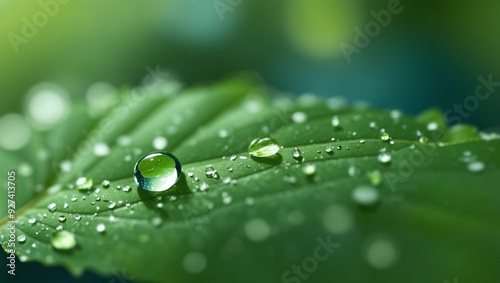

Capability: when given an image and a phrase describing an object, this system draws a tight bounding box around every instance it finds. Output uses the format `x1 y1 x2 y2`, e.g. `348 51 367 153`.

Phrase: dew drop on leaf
28 218 37 225
152 136 168 150
51 231 77 251
292 148 302 159
205 166 217 178
377 153 392 164
380 132 390 141
96 223 106 233
47 203 57 212
93 142 110 156
17 235 26 243
302 164 316 176
467 161 485 172
75 177 93 190
292 111 307 123
248 137 280 158
133 152 182 192
331 115 340 128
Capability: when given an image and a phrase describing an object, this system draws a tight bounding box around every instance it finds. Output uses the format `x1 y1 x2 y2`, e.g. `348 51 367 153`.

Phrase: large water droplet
51 231 77 251
133 152 182 192
248 137 280 158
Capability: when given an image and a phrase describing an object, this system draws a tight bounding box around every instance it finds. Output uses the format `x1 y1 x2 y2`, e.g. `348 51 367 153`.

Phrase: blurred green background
1 0 499 282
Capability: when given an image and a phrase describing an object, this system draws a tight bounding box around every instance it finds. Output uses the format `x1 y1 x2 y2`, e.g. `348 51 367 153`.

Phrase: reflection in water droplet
133 152 182 192
248 137 280 158
51 231 77 251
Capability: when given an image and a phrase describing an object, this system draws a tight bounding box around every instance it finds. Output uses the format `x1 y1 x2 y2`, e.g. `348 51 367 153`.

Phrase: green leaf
1 76 499 283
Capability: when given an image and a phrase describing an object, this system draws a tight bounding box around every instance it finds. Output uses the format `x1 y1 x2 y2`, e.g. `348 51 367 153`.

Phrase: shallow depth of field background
1 0 499 282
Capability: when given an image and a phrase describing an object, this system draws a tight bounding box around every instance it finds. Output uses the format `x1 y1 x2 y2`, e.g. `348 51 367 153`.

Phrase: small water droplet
331 116 340 128
133 152 182 192
93 142 110 156
377 153 392 164
352 186 380 206
218 129 229 138
302 164 316 176
75 177 93 190
58 216 66 222
101 180 110 188
283 174 297 185
152 136 168 150
418 136 428 144
107 202 117 209
248 137 280 158
96 223 106 233
17 235 26 243
230 155 237 161
51 231 77 251
380 132 390 141
28 218 37 225
292 112 307 123
427 122 439 131
47 203 57 212
74 215 82 221
325 146 334 154
205 166 217 178
227 166 233 172
467 161 485 172
122 185 131 192
292 148 302 159
369 170 382 186
183 252 207 274
359 139 366 144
